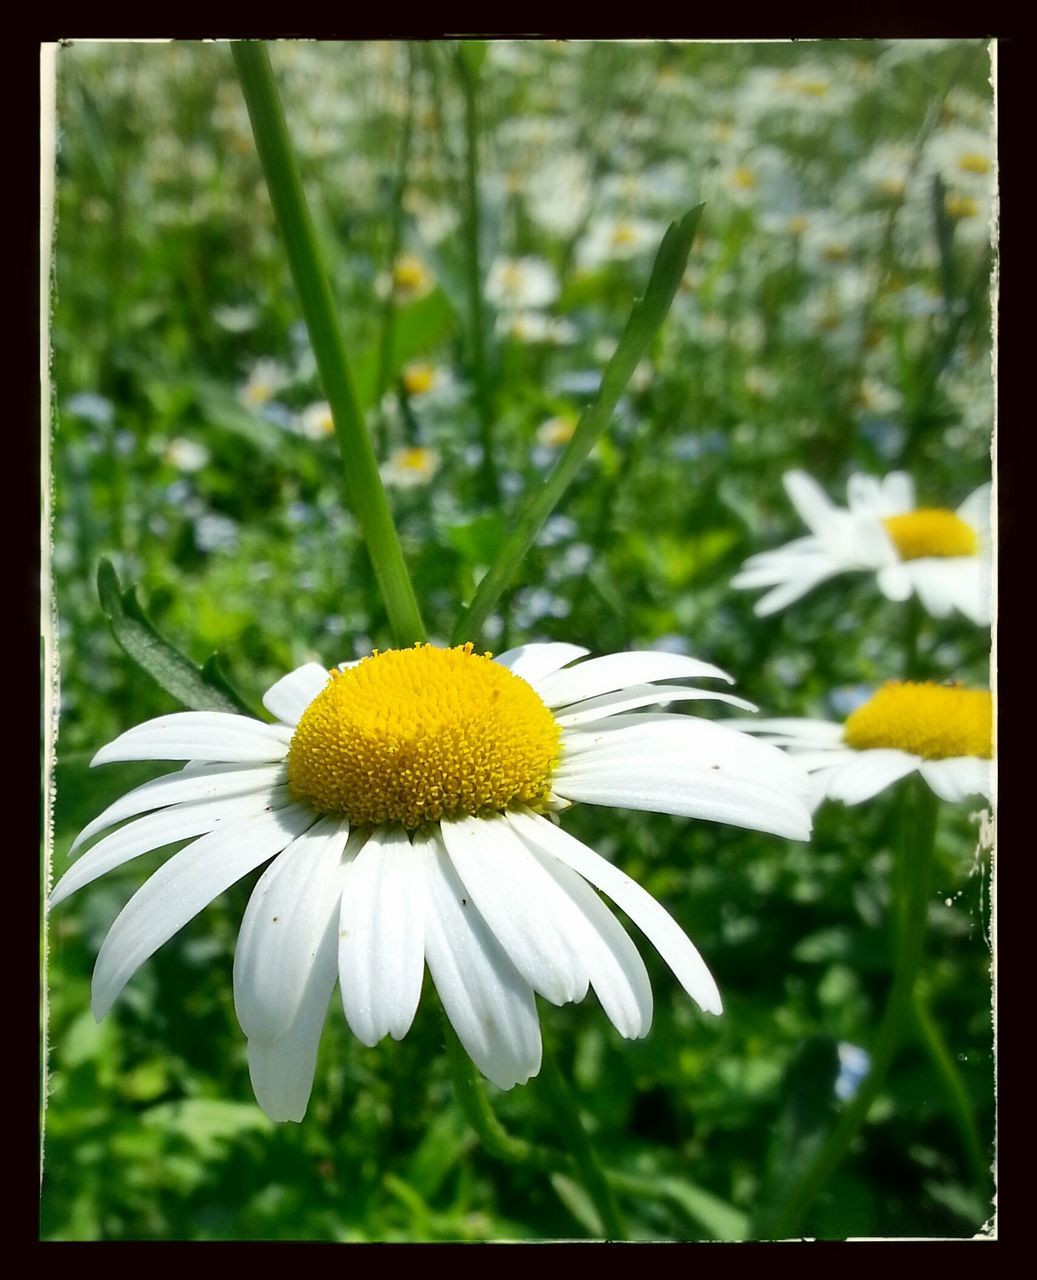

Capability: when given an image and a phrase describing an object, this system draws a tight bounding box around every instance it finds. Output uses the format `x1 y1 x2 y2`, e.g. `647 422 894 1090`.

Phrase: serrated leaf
97 559 251 715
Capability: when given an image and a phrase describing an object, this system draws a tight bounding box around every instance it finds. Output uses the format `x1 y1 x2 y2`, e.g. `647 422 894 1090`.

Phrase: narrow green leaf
451 205 705 646
550 1172 606 1238
97 559 251 715
457 39 490 80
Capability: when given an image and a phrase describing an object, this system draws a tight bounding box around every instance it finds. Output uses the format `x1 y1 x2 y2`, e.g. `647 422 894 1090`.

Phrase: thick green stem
456 50 499 506
767 779 939 1238
538 1042 627 1241
232 41 426 649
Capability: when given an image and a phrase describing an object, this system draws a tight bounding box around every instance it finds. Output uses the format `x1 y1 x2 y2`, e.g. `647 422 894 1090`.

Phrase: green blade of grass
451 205 704 646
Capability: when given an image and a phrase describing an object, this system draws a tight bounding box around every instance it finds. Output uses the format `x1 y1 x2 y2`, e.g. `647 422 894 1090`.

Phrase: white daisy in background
298 401 335 441
51 643 813 1123
731 470 991 624
728 680 993 810
485 257 560 311
495 312 578 346
238 358 290 410
398 361 458 409
577 217 663 269
380 445 440 489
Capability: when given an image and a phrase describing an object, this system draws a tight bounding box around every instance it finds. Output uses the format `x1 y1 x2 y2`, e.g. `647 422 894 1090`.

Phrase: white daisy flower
380 445 440 489
51 643 813 1122
485 257 560 311
729 680 993 810
731 470 991 624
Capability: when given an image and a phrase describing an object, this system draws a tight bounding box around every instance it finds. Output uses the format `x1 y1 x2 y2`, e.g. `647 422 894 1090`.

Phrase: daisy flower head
485 257 559 311
730 680 993 810
380 445 440 489
731 470 991 624
52 643 814 1122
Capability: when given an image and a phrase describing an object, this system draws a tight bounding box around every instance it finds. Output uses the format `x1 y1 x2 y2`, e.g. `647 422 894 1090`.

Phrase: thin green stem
232 41 426 649
767 779 939 1239
912 984 991 1194
456 48 499 506
441 1015 557 1172
373 46 417 454
452 206 704 647
538 1041 627 1241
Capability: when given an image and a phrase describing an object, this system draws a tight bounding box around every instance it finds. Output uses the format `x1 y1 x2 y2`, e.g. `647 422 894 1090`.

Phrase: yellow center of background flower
882 508 978 560
286 644 561 829
958 152 990 175
403 364 436 396
843 682 992 760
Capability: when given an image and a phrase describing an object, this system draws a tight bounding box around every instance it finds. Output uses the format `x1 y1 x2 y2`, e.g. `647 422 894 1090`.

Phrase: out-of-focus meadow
43 39 994 1241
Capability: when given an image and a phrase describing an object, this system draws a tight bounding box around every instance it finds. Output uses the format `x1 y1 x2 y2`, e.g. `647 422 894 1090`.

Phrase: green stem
451 206 704 647
767 779 939 1239
232 41 426 649
911 984 991 1195
538 1041 627 1241
456 49 498 506
372 46 417 454
441 1015 557 1172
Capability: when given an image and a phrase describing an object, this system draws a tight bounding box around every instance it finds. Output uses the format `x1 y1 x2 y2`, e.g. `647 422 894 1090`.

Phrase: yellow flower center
286 644 561 829
403 363 437 396
958 151 990 175
731 166 758 190
397 446 433 472
882 508 979 560
611 223 638 247
843 682 992 760
945 193 980 220
393 255 429 292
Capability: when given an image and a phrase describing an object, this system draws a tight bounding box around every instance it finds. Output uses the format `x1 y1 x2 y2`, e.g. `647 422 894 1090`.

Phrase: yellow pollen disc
843 682 992 760
393 255 428 291
403 363 436 396
945 193 979 220
611 224 638 247
958 152 990 175
882 508 979 560
731 166 758 190
286 644 561 829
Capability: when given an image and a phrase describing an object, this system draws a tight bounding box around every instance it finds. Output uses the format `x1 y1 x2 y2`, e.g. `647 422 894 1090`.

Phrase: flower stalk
767 777 939 1238
232 41 427 649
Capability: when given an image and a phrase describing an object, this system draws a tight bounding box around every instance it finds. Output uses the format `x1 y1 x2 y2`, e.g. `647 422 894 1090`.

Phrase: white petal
957 483 991 532
723 717 844 745
753 566 844 616
784 470 841 535
261 663 331 725
417 827 541 1090
492 642 590 684
91 804 316 1020
439 814 587 1005
234 815 351 1042
825 750 920 804
554 683 757 727
247 906 339 1123
92 712 293 767
510 809 722 1016
877 563 913 602
908 562 956 618
338 827 426 1045
846 473 885 516
71 762 288 853
52 786 293 909
520 837 653 1039
536 651 733 708
918 757 992 803
880 472 915 514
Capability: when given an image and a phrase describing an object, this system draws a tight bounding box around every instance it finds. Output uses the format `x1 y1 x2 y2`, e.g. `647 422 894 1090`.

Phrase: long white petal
554 683 756 727
418 827 541 1090
439 814 587 1005
723 717 844 743
71 762 288 853
957 483 991 532
247 906 339 1123
752 565 846 616
877 563 913 602
234 815 351 1042
510 809 722 1016
92 712 293 767
825 750 920 804
338 826 426 1046
261 663 331 725
520 837 653 1039
918 757 992 804
91 803 316 1020
536 652 733 708
493 642 590 684
52 786 294 909
785 470 841 535
880 471 915 515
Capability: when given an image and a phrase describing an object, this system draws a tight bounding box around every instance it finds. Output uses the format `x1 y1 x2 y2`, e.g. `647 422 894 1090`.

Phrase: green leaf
457 40 490 80
141 1099 272 1158
452 205 705 645
353 290 456 411
550 1172 606 1237
97 559 253 715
